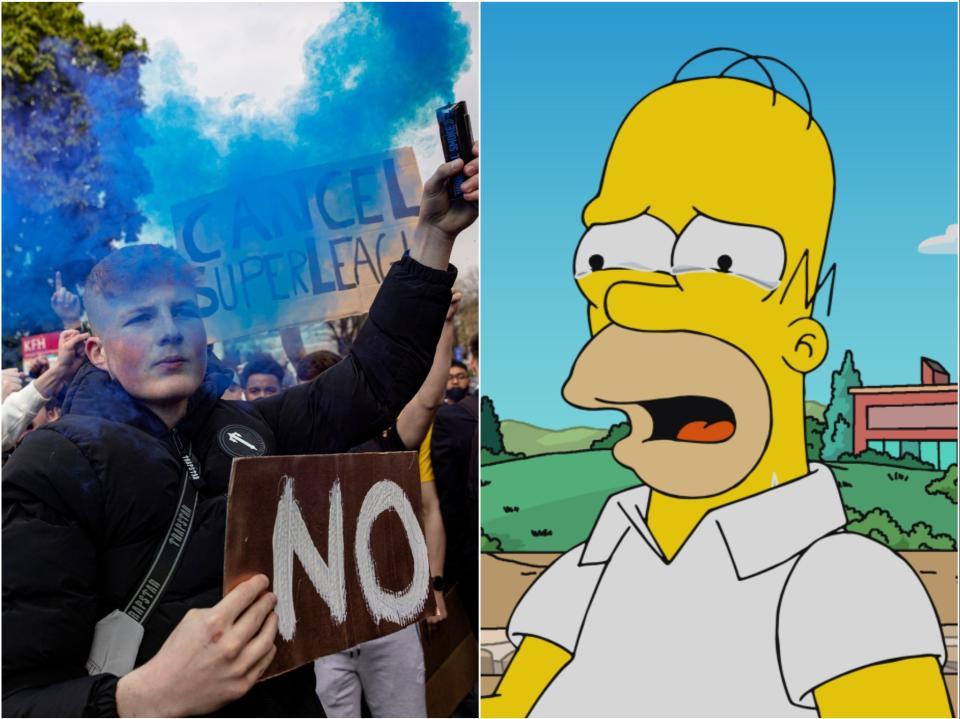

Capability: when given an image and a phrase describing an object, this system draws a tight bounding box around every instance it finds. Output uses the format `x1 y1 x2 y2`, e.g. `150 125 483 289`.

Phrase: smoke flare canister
436 102 475 200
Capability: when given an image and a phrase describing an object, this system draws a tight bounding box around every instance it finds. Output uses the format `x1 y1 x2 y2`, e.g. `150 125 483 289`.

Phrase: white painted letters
355 479 430 625
270 476 429 640
272 476 347 640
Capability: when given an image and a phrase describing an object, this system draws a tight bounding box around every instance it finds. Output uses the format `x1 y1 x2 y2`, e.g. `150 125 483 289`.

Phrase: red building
850 358 958 470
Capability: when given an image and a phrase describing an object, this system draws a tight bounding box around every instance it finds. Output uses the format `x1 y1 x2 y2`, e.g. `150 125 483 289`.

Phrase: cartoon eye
671 215 785 290
573 215 675 278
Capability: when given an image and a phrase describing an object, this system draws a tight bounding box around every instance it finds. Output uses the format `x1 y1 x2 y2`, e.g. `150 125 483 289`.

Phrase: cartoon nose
621 270 681 288
603 274 681 329
579 269 680 302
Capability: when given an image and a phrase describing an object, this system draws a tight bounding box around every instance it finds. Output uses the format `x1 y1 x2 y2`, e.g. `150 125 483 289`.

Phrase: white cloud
84 3 343 116
918 223 959 255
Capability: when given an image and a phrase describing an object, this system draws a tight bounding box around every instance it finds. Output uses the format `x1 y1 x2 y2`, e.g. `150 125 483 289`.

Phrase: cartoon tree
804 415 826 461
480 395 505 454
821 349 862 460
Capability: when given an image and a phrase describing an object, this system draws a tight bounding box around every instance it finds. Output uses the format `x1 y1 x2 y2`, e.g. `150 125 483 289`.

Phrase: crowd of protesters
1 150 480 718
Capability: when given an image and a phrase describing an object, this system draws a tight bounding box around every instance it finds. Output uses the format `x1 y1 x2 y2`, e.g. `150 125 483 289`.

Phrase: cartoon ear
782 317 828 374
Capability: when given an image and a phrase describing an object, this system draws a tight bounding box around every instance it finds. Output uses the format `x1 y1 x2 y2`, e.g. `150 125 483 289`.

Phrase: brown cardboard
422 585 478 717
224 451 434 679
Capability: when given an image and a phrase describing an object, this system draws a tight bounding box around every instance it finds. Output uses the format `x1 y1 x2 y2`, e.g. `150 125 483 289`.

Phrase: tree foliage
480 530 503 553
805 415 826 461
2 3 149 348
480 395 505 454
822 350 862 460
480 447 524 466
591 421 631 450
844 506 955 550
2 3 146 83
926 464 958 505
452 267 478 355
835 447 936 470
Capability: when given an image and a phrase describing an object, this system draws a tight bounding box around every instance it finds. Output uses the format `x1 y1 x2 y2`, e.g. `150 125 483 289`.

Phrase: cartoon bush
925 464 957 504
845 507 956 550
591 421 630 450
481 447 524 466
835 448 936 470
481 530 503 552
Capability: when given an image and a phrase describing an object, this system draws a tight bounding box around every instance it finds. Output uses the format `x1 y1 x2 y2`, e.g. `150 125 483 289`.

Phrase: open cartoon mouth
596 395 737 443
641 395 736 443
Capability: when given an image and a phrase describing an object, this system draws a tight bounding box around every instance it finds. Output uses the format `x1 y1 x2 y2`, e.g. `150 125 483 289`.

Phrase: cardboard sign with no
224 452 434 679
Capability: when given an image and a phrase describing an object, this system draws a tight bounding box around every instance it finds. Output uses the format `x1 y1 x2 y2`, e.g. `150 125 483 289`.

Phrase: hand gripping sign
224 451 434 679
172 148 422 344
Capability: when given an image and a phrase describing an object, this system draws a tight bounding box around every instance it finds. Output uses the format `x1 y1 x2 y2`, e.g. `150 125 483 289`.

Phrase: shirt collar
580 484 651 565
580 464 848 578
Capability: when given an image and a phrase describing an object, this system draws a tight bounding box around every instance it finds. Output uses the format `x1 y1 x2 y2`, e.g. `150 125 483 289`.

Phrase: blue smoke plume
2 3 470 349
139 2 469 249
2 38 150 342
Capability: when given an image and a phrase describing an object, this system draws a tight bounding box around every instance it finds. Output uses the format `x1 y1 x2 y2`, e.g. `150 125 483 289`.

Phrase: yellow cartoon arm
482 636 572 718
813 656 952 718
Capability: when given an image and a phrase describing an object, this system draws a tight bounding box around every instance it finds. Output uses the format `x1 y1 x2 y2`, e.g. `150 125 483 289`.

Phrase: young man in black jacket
2 150 479 717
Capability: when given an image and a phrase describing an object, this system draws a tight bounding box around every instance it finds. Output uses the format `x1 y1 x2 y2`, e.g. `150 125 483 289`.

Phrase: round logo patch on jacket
218 425 267 457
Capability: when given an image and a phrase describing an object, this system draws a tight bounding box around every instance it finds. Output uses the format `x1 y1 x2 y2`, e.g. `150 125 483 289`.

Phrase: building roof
849 384 958 395
922 356 949 375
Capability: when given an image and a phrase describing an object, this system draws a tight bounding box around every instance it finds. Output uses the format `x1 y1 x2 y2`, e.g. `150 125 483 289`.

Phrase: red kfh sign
21 332 60 360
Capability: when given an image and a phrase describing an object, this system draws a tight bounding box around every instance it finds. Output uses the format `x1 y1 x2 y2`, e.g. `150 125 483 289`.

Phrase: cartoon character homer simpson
483 50 951 718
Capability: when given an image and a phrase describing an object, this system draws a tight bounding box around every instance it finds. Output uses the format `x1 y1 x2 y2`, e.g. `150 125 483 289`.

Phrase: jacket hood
61 349 235 440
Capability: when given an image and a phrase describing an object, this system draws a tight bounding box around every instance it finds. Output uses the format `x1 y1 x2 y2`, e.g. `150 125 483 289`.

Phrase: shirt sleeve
254 254 456 455
418 424 435 484
1 382 48 454
507 545 605 655
777 532 946 708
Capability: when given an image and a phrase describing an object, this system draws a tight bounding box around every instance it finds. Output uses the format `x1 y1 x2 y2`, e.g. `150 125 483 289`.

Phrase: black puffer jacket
2 255 455 717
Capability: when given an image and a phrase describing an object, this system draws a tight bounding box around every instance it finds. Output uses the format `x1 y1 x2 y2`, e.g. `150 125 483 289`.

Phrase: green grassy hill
500 420 607 456
805 401 826 422
481 450 639 551
503 408 827 455
481 451 955 552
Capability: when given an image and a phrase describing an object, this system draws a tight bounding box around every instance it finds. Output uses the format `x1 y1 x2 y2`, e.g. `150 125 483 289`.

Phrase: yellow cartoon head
563 71 835 498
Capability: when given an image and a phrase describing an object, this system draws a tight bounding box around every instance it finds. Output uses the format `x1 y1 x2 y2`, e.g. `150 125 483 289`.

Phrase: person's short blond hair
84 245 197 331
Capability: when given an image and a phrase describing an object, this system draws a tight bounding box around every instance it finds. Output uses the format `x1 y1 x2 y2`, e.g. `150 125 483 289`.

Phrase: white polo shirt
508 464 945 718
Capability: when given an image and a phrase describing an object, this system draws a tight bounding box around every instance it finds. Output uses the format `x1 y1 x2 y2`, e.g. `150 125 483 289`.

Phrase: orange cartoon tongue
676 420 735 443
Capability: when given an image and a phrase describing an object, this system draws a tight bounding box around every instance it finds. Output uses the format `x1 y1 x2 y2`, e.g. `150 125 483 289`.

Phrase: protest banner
224 451 434 679
21 331 60 360
172 148 423 343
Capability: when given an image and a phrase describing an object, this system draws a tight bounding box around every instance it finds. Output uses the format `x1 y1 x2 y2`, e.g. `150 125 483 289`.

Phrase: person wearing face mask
445 360 471 404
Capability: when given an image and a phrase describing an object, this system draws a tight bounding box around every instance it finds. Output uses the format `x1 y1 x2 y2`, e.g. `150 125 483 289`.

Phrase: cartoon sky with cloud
919 224 959 255
482 2 957 430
